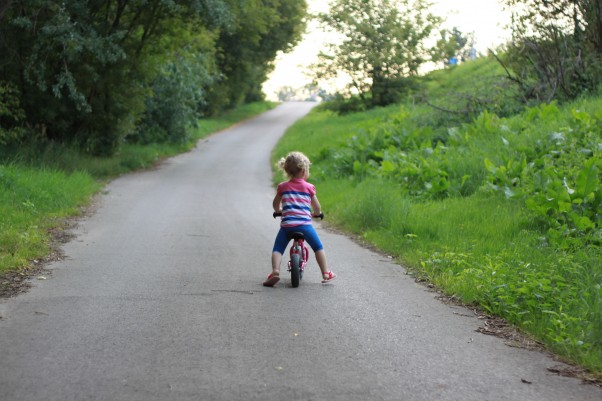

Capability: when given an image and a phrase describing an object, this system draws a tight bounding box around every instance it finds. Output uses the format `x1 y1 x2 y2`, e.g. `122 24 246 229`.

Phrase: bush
0 81 27 145
316 94 367 115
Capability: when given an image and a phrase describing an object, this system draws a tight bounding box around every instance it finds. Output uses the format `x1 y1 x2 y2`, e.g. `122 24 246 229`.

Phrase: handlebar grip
273 211 282 218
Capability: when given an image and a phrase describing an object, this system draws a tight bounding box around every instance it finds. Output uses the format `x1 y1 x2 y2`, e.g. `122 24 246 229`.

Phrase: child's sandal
263 273 280 287
321 271 337 283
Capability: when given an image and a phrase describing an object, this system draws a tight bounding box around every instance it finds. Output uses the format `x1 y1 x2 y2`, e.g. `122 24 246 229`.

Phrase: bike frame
288 235 309 273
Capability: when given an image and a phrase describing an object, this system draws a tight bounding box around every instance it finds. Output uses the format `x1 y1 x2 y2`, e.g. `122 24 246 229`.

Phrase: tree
437 27 474 67
132 24 219 145
312 0 443 108
277 86 297 101
0 0 308 155
203 0 307 115
0 0 236 155
500 0 602 102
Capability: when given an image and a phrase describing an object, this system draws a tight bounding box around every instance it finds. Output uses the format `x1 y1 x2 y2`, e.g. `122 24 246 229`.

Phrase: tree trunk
371 66 385 107
593 0 602 54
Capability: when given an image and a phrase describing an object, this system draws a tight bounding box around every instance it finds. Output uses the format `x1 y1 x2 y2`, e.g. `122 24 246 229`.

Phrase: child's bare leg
316 250 336 282
271 252 282 276
315 250 330 275
263 252 282 287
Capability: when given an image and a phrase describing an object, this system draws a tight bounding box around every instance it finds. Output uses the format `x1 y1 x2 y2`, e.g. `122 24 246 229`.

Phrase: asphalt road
1 102 600 401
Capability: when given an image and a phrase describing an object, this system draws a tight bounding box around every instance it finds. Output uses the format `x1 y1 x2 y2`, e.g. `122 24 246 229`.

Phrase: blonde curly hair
277 151 311 179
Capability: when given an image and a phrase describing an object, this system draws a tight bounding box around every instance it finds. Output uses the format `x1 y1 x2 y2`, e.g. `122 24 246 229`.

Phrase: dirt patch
432 291 544 350
476 314 545 351
1 267 44 298
0 234 66 298
547 364 602 386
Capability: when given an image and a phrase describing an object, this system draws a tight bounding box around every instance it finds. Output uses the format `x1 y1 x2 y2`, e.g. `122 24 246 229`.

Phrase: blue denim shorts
272 225 324 254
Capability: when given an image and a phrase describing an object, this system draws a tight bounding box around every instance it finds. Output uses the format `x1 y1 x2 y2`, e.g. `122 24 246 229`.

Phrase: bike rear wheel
290 253 301 288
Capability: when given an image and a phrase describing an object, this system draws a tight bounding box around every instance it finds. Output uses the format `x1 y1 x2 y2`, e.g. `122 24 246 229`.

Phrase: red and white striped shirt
277 178 316 227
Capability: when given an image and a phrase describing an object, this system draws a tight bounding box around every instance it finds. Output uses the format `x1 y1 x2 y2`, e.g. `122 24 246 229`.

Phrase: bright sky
262 0 512 100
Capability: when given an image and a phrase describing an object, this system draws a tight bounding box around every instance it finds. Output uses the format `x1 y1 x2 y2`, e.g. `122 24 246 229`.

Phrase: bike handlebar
273 211 324 220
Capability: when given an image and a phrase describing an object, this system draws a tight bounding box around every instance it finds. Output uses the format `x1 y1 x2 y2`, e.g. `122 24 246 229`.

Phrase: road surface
1 102 600 401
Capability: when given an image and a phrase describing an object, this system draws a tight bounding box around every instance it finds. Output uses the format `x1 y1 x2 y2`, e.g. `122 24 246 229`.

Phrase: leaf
569 213 595 231
380 160 396 173
503 186 515 199
575 158 599 198
484 158 497 173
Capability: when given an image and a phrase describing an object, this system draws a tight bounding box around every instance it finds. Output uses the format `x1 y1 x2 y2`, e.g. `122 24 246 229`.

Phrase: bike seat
288 232 305 241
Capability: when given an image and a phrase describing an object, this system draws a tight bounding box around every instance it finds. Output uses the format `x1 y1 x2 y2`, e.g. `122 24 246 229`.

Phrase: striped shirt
278 178 316 227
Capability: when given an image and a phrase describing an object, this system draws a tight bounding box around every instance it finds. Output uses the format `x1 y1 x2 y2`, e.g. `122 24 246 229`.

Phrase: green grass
0 101 277 273
271 65 602 376
0 165 100 272
271 104 401 182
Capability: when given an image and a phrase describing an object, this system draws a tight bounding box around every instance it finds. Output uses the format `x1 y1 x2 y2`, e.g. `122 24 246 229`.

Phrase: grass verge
271 98 602 379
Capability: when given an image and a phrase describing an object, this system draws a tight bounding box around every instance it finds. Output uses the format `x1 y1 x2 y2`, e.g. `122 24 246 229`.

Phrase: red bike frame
288 236 310 273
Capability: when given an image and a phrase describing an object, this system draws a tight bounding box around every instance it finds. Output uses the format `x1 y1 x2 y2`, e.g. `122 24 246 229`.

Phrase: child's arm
273 193 282 213
311 195 322 215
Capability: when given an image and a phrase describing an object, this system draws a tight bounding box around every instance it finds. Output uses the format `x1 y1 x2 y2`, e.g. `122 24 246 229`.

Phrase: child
263 151 337 287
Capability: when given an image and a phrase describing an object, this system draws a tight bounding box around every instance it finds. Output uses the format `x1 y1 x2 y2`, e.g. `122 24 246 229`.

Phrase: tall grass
3 102 278 179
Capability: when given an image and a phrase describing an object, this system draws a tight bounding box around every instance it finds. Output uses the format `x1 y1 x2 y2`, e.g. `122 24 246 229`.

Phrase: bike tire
290 253 301 288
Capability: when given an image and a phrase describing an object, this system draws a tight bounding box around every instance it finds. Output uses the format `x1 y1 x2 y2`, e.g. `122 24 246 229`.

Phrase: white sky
262 0 512 100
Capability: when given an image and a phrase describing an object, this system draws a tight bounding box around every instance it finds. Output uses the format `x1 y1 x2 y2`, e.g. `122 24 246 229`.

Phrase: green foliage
0 81 27 145
316 94 368 115
313 0 443 108
203 0 307 115
0 0 307 155
420 245 602 365
310 105 482 199
482 102 602 249
436 27 474 66
422 56 523 119
273 59 602 373
500 0 602 102
0 164 99 272
133 36 217 144
316 97 602 249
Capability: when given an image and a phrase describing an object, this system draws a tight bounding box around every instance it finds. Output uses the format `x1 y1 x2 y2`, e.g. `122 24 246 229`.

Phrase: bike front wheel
290 253 301 288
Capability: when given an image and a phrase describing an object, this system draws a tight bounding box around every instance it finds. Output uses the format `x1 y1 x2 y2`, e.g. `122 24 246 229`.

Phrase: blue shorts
272 225 324 254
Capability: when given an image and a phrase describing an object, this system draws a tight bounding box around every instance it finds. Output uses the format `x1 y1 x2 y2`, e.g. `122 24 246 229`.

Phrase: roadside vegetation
271 0 602 379
0 101 276 274
2 0 601 381
1 1 301 277
272 56 602 377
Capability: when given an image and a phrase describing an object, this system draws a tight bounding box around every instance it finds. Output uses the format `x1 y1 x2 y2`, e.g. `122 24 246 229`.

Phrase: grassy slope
272 58 602 377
